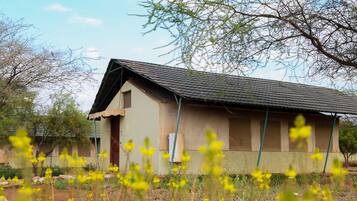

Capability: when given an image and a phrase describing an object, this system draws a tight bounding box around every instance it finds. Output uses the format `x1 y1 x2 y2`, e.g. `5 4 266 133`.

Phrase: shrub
0 165 21 179
54 179 68 189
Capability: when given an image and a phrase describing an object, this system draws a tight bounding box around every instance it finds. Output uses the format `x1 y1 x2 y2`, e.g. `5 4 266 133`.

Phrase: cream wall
158 102 342 174
99 80 161 170
4 144 98 168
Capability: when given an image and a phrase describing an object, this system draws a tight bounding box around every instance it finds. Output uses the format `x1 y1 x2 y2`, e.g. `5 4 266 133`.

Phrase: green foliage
54 179 68 190
42 91 91 150
0 165 21 179
0 86 37 137
339 121 357 166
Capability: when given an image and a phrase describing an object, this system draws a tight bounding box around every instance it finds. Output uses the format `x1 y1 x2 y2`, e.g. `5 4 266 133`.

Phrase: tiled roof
89 59 357 115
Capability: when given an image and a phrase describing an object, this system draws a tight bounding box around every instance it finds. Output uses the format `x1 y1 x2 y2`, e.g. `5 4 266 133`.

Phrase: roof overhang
88 109 125 120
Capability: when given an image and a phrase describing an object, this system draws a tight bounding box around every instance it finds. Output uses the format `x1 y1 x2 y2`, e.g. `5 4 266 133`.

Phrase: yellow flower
18 185 34 196
221 176 236 193
250 168 271 189
77 174 89 184
284 167 297 179
98 150 108 160
153 176 160 185
88 171 105 182
162 152 170 160
209 141 224 152
181 151 190 163
67 198 74 201
9 129 33 161
37 152 46 163
289 115 311 142
124 139 135 152
45 168 52 179
108 164 119 173
131 180 149 191
310 149 323 161
12 176 19 184
330 159 348 178
140 147 155 157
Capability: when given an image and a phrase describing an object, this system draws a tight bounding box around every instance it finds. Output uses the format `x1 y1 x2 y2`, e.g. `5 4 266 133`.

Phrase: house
0 123 100 167
89 59 357 174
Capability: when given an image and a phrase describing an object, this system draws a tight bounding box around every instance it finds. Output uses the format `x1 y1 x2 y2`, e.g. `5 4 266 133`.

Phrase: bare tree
0 16 93 108
141 0 356 83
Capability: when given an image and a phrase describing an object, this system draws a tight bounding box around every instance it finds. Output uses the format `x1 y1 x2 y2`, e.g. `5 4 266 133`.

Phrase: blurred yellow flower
45 168 52 179
88 171 105 182
131 180 149 191
108 164 119 173
162 152 170 160
181 151 191 163
221 176 236 193
18 185 34 196
284 167 297 179
251 168 271 189
37 152 46 163
124 139 135 152
289 115 311 142
153 176 160 185
330 159 348 178
310 149 323 161
140 147 155 157
98 150 108 160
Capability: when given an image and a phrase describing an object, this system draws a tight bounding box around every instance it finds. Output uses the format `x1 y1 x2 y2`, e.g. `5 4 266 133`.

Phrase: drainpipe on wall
323 113 337 173
170 95 183 166
256 107 270 167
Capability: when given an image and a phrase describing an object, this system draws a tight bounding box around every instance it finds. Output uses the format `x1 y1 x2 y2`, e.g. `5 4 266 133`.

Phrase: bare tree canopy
141 0 356 82
0 15 93 107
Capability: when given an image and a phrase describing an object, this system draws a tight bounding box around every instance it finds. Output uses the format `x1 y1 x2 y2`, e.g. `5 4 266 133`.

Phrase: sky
0 0 332 111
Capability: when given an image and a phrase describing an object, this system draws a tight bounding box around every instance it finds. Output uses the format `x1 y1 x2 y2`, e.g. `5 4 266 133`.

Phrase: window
78 145 91 157
315 122 330 152
260 120 281 151
229 118 251 151
123 91 131 108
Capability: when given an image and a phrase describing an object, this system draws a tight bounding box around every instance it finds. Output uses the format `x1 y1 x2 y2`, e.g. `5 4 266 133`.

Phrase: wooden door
110 116 120 166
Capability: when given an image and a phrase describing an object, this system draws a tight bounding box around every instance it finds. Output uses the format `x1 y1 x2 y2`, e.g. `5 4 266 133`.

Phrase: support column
323 113 337 173
256 108 269 167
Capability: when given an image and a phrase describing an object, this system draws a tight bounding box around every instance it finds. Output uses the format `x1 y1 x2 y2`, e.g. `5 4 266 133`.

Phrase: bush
54 179 68 189
48 166 64 176
83 163 96 172
0 165 21 179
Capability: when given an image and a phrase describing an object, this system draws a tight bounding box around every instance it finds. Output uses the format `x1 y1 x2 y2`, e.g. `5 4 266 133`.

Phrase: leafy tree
339 121 357 167
33 91 92 159
141 0 356 83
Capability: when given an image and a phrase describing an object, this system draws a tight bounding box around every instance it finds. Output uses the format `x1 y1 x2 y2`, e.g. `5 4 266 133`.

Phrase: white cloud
69 16 103 26
84 47 101 60
44 3 71 12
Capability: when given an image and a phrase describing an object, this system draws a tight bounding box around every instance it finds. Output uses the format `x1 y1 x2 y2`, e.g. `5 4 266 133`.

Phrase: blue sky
0 0 328 111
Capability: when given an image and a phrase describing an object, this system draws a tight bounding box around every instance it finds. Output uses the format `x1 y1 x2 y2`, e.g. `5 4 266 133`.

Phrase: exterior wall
3 143 98 168
158 102 342 174
99 80 161 170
